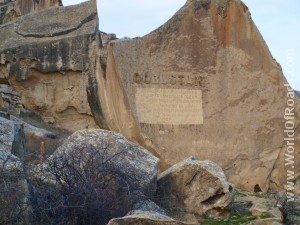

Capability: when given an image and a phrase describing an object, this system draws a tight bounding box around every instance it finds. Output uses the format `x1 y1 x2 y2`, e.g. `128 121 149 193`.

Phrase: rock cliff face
0 0 62 25
89 0 300 192
0 0 99 132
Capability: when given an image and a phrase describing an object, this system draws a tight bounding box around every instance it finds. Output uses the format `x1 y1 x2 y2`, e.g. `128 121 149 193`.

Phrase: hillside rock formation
89 0 300 192
0 0 99 132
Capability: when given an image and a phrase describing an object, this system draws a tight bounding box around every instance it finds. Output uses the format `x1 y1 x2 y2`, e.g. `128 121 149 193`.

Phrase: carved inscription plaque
136 88 203 125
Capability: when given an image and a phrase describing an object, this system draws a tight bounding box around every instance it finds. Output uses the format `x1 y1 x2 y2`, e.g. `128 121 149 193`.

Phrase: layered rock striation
0 0 99 132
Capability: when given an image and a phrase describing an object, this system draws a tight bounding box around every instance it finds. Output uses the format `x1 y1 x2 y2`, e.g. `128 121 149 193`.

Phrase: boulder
246 218 282 225
43 129 160 197
87 0 300 192
157 157 234 218
266 208 282 220
0 116 26 158
0 117 16 152
249 203 270 217
0 1 99 132
107 211 188 225
132 199 166 215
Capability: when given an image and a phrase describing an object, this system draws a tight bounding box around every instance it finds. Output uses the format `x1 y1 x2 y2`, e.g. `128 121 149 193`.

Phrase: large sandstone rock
107 211 188 225
88 0 300 192
43 129 160 197
157 157 234 218
0 1 99 132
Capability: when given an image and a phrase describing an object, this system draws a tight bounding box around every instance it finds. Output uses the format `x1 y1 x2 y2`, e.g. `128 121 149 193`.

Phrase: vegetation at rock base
200 214 257 225
0 143 147 225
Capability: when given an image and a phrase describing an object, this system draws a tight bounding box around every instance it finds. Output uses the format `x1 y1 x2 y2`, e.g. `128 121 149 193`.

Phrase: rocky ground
201 192 300 225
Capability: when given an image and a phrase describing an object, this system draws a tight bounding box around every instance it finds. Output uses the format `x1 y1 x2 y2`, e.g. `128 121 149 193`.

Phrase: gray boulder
43 129 160 197
157 157 234 218
0 117 16 152
132 199 166 215
107 210 188 225
0 117 26 159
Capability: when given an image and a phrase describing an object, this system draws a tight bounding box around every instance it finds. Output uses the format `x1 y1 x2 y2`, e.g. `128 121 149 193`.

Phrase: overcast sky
63 0 300 90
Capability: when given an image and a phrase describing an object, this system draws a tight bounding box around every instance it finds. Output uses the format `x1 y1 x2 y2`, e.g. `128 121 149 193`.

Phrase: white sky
63 0 300 90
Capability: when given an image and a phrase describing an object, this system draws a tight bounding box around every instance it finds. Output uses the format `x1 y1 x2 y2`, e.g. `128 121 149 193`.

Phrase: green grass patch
235 192 248 197
259 213 271 219
200 213 257 225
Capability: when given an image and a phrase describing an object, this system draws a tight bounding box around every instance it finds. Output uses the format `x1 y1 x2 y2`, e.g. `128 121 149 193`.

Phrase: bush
29 143 144 225
0 152 30 225
274 192 299 225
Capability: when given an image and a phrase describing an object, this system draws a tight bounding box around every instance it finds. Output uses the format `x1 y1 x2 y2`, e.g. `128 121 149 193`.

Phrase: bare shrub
274 192 299 225
0 152 30 225
30 141 145 225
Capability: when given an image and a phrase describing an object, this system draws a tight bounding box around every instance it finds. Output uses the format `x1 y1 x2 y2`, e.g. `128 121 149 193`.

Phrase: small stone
249 203 270 217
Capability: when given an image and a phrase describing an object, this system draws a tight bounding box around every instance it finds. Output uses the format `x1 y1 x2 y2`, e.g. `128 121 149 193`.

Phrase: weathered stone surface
0 0 61 25
246 218 282 225
0 110 59 161
0 148 22 168
100 31 117 46
266 208 282 219
0 117 16 152
0 1 99 132
44 129 160 197
15 2 96 37
107 211 188 225
0 84 25 115
157 157 234 218
249 203 270 217
88 0 300 192
133 199 166 215
0 116 27 159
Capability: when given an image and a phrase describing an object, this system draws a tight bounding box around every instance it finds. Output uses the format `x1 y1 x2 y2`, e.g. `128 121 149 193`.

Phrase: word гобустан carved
133 73 202 86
